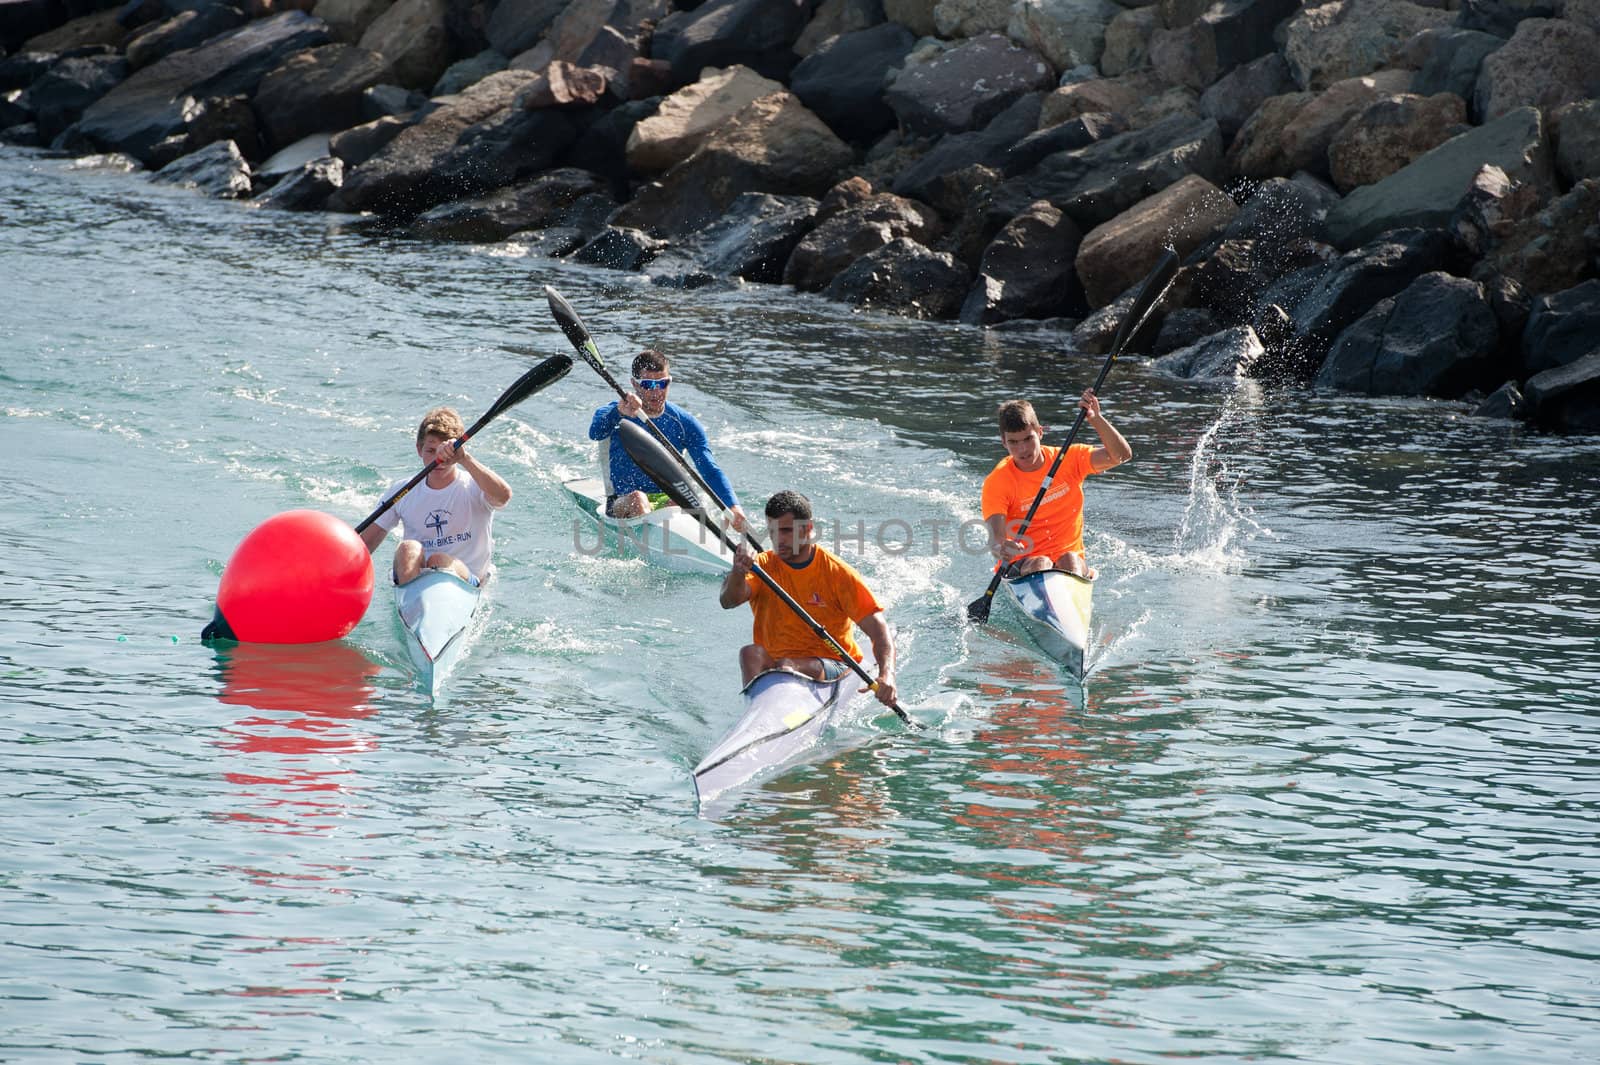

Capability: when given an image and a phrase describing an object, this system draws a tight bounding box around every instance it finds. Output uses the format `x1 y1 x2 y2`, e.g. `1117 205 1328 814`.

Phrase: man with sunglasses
587 348 748 529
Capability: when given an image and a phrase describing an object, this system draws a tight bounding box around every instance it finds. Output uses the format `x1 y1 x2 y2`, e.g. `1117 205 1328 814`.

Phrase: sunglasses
633 377 672 391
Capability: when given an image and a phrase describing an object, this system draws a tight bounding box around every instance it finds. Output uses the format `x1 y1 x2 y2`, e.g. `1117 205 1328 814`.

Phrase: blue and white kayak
562 476 734 576
693 667 857 806
394 568 485 699
1003 569 1093 680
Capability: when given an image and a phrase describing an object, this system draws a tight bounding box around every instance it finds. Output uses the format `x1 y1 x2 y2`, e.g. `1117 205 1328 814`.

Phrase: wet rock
253 153 342 209
1223 174 1340 245
2 121 42 146
1070 271 1184 354
408 167 612 241
1523 348 1600 433
0 51 59 92
254 43 387 152
1192 236 1338 324
625 65 784 174
993 113 1225 231
1553 99 1600 186
329 113 410 167
1521 279 1600 377
1471 380 1527 419
1325 106 1552 250
1101 5 1157 77
1479 178 1600 297
1328 91 1467 193
564 95 658 193
655 0 811 84
822 236 970 320
510 225 589 257
1149 0 1301 93
790 22 914 143
1151 307 1221 355
647 191 818 287
1001 111 1125 177
1076 174 1238 308
612 90 852 239
151 138 252 197
428 105 579 206
571 225 665 270
485 0 565 57
1474 18 1600 122
1200 51 1294 141
1455 0 1559 38
19 53 126 142
1283 0 1452 91
1153 324 1265 381
126 6 250 71
892 92 1041 204
1314 271 1501 397
1407 28 1501 103
782 187 941 291
884 33 1053 137
0 89 30 130
358 0 450 91
432 50 508 97
1007 0 1124 71
77 11 328 164
959 199 1085 325
796 0 886 57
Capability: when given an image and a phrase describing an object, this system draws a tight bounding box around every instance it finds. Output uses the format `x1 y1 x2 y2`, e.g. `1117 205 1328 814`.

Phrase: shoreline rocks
3 0 1597 432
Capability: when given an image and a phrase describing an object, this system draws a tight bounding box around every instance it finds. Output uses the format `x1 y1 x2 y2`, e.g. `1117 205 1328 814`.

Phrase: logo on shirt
425 509 451 539
807 592 825 608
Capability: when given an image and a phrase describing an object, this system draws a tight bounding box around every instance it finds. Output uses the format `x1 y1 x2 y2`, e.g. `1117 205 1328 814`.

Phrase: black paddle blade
1103 247 1181 360
966 591 994 623
544 285 605 369
486 353 572 421
617 420 704 511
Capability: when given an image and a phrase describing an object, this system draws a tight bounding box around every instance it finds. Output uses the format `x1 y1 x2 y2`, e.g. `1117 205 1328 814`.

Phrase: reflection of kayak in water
561 476 734 575
693 667 858 807
394 568 487 700
1002 568 1093 680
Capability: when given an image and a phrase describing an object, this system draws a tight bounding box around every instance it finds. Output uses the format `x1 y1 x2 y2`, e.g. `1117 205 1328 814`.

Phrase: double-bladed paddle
966 248 1181 624
353 353 574 534
617 419 923 731
543 284 763 550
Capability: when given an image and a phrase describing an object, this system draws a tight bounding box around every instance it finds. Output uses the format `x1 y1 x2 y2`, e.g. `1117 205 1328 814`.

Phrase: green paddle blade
617 419 704 511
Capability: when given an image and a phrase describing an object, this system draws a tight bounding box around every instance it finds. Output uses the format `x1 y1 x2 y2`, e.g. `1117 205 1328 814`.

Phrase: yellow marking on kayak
783 709 815 729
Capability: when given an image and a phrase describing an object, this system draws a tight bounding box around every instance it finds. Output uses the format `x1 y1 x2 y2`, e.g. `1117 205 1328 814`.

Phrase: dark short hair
632 348 669 377
998 399 1040 435
765 490 812 521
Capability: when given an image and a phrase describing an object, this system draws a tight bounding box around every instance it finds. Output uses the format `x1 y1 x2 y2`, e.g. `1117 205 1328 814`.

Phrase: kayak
1002 568 1093 679
693 667 858 805
393 568 486 698
561 476 734 575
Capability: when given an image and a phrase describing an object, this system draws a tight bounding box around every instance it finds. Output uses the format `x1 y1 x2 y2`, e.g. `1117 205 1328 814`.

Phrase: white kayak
561 477 734 575
394 568 485 699
1002 568 1094 680
693 667 859 806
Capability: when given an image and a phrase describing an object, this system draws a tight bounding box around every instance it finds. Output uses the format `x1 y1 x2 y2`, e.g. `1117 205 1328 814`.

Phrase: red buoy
203 510 374 644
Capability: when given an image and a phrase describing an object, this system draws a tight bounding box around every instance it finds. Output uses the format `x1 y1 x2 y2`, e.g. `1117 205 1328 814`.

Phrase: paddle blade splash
202 510 374 643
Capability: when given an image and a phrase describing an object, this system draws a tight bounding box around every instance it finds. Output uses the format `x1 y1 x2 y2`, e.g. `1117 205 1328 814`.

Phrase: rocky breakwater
4 0 1599 432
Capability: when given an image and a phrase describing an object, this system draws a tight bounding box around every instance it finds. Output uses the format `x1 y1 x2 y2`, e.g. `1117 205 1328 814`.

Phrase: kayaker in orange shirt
719 490 899 708
981 390 1132 579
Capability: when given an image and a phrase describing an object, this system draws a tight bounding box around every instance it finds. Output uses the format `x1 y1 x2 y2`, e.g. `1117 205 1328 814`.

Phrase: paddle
543 284 763 550
353 353 573 534
617 419 923 731
966 248 1181 624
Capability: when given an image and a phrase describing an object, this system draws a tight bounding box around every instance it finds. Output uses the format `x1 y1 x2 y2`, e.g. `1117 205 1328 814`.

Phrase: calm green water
3 148 1598 1063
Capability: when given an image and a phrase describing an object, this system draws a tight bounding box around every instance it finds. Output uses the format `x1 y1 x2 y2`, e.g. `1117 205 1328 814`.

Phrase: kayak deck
693 668 856 806
1002 568 1093 680
562 477 734 575
394 568 485 699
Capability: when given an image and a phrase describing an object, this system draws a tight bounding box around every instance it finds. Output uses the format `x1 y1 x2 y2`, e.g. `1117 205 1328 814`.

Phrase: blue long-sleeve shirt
587 400 739 509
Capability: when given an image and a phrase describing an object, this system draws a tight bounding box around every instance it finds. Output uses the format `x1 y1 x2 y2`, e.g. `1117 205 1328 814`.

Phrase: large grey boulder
884 33 1053 137
1554 99 1600 186
329 113 411 167
1101 4 1158 77
1149 0 1302 92
19 53 126 141
76 11 329 164
1474 18 1600 123
1223 174 1340 245
891 92 1042 204
959 199 1085 325
1523 348 1600 434
1006 0 1124 71
1075 173 1237 307
1200 51 1294 140
1479 178 1600 298
150 138 251 197
991 112 1225 230
1324 106 1552 250
625 65 784 174
1327 92 1468 193
654 0 812 84
1152 325 1265 381
782 189 941 291
572 225 667 271
1001 111 1125 177
125 6 249 71
1456 0 1561 38
1191 236 1339 325
408 168 613 241
359 0 451 91
1283 0 1452 91
647 191 819 288
1408 28 1501 103
1521 280 1600 377
1314 271 1501 397
253 43 387 152
790 22 914 143
486 0 567 57
822 237 971 320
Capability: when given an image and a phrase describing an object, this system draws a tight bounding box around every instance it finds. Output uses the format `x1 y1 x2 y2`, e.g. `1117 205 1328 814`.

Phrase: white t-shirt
374 467 502 579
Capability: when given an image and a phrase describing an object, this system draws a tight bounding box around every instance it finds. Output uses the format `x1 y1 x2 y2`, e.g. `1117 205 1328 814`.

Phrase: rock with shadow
646 191 819 289
822 237 971 320
789 21 914 144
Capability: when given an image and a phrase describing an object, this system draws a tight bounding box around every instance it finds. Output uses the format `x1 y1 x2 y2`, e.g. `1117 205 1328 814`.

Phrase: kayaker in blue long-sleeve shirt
587 348 749 530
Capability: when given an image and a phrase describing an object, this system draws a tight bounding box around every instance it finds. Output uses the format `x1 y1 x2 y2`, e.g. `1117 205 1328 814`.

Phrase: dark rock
1152 306 1222 355
329 113 410 167
1478 176 1600 297
822 237 971 320
431 49 506 97
796 0 885 56
1199 51 1294 141
959 199 1085 326
1193 236 1338 325
562 95 658 195
21 53 126 141
430 106 579 206
1001 111 1126 178
485 0 565 56
76 11 329 164
1152 324 1265 380
624 56 673 100
408 167 611 241
1474 17 1600 123
1071 272 1185 354
362 83 426 120
2 121 42 146
571 225 666 271
884 34 1054 138
1409 28 1501 103
1471 380 1527 419
991 113 1226 231
782 190 941 292
1456 0 1557 38
124 6 248 71
511 225 589 257
1314 271 1501 397
647 191 818 287
117 0 164 32
1554 99 1600 186
1523 348 1600 433
0 90 30 128
253 154 342 210
790 21 913 143
892 92 1041 205
657 0 811 84
255 130 330 181
1149 0 1302 92
1521 280 1600 377
146 90 259 166
150 137 251 197
253 43 387 152
1223 174 1340 246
